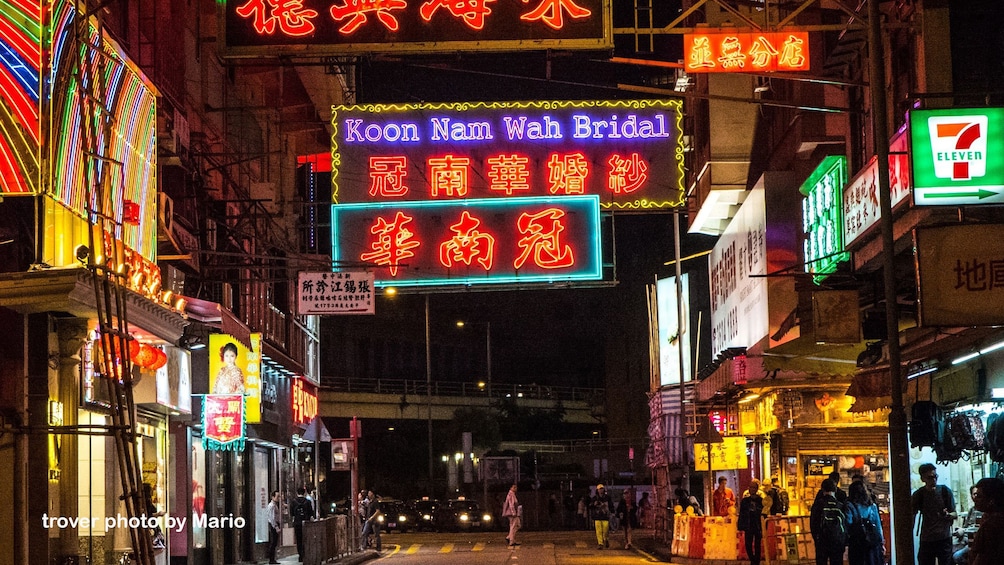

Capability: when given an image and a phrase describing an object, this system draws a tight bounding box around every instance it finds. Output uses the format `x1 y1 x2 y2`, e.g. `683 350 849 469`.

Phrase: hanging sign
208 333 262 423
292 378 319 426
683 31 810 73
203 395 246 451
692 436 748 471
222 0 611 56
916 223 1004 326
843 131 911 245
297 271 375 314
331 99 685 211
910 107 1004 205
801 155 849 283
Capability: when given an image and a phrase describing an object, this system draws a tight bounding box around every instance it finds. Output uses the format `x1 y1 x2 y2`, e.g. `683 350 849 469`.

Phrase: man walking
912 463 957 565
502 484 521 548
360 490 383 552
266 491 281 564
810 479 847 565
591 484 613 549
290 486 314 562
738 479 764 565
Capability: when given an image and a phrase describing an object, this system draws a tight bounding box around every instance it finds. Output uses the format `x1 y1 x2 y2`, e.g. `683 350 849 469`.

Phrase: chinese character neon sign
331 100 685 211
332 195 601 287
224 0 609 56
801 155 849 284
292 379 318 425
684 32 810 73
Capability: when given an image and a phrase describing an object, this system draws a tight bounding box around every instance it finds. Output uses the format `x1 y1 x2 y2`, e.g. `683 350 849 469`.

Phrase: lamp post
426 295 434 498
456 320 492 390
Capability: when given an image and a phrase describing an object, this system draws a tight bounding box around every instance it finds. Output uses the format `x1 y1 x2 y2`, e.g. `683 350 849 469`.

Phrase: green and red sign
910 107 1004 205
800 156 849 283
203 395 246 451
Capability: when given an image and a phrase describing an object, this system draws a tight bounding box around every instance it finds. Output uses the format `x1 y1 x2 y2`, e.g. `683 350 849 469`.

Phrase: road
370 530 663 564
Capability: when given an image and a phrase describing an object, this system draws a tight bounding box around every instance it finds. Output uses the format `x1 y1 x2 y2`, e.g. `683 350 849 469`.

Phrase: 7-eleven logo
928 115 988 181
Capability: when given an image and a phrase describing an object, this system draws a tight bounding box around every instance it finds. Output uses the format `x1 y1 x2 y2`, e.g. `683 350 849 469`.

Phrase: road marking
406 544 421 554
472 542 485 551
575 541 588 548
543 542 554 549
439 543 454 553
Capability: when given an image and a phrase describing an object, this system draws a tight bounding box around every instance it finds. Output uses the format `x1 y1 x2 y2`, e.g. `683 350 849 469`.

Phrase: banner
202 395 245 451
208 333 262 423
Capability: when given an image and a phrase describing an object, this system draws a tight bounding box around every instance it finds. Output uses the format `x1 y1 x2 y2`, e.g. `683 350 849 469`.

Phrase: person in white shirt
266 491 280 564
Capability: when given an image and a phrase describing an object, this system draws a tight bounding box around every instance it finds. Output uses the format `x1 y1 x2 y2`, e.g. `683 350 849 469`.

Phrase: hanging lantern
127 338 141 362
149 347 168 371
134 344 158 368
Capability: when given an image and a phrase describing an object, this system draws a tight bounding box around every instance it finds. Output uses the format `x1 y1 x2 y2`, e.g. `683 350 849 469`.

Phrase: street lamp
456 320 491 388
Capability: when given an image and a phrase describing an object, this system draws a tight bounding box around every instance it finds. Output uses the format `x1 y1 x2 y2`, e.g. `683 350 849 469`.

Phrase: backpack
816 497 847 552
737 495 762 533
848 503 882 548
770 487 789 515
909 401 943 448
293 497 310 523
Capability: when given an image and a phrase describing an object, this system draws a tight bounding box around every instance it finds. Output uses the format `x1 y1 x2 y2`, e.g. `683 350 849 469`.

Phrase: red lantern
128 338 141 362
134 344 158 368
149 347 168 371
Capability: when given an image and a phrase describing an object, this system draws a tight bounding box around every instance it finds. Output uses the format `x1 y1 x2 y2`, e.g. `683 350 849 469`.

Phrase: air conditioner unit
158 192 174 234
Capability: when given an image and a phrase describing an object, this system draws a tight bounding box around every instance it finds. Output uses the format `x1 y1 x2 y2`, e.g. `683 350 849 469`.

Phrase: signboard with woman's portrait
208 333 262 423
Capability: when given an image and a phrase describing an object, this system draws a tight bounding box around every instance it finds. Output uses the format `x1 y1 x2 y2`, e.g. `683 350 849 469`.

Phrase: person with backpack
846 481 884 565
912 463 957 565
290 486 314 561
810 479 847 565
737 479 764 565
770 476 789 515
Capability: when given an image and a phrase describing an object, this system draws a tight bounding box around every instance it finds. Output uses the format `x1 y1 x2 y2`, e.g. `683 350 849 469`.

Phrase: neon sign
801 156 849 284
292 379 318 425
910 107 1004 206
684 32 810 73
332 100 684 211
0 0 42 195
223 0 609 55
332 195 601 287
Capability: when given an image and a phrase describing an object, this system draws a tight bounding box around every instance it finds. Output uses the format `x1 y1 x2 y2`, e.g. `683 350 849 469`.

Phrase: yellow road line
439 543 454 553
473 542 486 551
406 544 421 554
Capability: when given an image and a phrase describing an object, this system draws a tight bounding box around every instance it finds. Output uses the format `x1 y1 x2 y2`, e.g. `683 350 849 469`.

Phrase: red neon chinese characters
687 36 715 70
778 34 807 70
748 36 778 68
329 0 408 34
235 0 319 36
368 156 409 197
547 152 590 194
520 0 591 31
420 0 495 30
717 36 747 69
428 155 471 197
607 153 648 194
514 208 574 269
487 154 531 195
360 211 421 277
440 210 496 270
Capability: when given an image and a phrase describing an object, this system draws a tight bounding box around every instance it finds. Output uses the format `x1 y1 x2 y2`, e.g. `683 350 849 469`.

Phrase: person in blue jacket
846 481 884 565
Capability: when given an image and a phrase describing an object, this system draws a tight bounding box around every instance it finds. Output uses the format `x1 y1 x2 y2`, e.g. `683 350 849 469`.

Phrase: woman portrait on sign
213 342 244 394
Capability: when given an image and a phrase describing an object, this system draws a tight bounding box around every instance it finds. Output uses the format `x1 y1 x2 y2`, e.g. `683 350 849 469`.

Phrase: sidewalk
250 548 379 565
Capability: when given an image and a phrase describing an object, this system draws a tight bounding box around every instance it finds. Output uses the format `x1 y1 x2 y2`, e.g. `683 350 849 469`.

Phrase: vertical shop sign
202 395 246 451
801 156 849 283
208 333 262 423
292 379 318 426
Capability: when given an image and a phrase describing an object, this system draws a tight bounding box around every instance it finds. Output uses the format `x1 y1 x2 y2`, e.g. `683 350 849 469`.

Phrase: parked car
434 498 494 532
377 499 418 533
410 498 440 531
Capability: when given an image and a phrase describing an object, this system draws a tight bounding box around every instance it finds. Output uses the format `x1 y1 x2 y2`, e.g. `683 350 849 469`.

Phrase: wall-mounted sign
332 195 602 288
684 31 810 73
156 346 192 414
222 0 610 56
692 436 748 471
331 100 684 211
297 271 375 314
203 395 246 451
709 187 767 357
916 223 1004 326
292 379 318 426
208 333 263 423
843 131 911 246
656 274 691 386
910 107 1004 205
801 155 849 283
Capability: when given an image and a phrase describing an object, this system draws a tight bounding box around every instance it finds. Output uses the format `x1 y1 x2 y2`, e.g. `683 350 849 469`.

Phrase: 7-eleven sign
911 107 1004 206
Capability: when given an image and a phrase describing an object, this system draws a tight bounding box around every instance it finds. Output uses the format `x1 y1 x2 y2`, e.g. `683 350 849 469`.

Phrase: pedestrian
761 478 777 519
502 484 521 548
713 476 736 517
810 478 847 565
675 487 703 516
290 486 314 561
359 490 383 552
968 477 1004 565
737 479 764 565
638 492 653 528
852 473 879 506
616 489 637 549
591 484 613 549
577 495 589 530
912 463 957 565
357 489 369 528
846 481 883 565
548 493 560 530
266 491 281 564
952 485 981 565
770 477 789 515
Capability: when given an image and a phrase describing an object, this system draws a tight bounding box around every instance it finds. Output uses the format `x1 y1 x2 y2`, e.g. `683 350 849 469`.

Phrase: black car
376 499 418 533
434 498 494 532
410 498 440 531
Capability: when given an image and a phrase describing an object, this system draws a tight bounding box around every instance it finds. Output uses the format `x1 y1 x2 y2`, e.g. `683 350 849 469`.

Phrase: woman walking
846 481 884 565
616 490 638 549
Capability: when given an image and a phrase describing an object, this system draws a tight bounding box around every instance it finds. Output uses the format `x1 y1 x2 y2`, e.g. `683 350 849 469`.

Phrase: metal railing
321 376 603 403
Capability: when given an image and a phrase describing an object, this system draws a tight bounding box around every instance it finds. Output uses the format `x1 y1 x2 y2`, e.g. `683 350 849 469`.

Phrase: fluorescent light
952 352 980 365
992 388 1004 400
953 339 1004 365
738 393 760 404
906 366 938 379
980 340 1004 355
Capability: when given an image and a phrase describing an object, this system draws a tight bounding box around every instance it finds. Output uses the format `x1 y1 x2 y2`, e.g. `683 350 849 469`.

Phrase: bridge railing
321 376 602 403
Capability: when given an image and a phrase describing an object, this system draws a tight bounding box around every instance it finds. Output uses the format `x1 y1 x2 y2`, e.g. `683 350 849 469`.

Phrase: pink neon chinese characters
520 0 591 31
487 154 531 195
514 208 574 269
607 153 648 194
440 210 496 270
428 155 471 197
330 0 408 34
360 211 421 276
420 0 496 30
235 0 319 36
547 152 590 194
368 156 409 197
